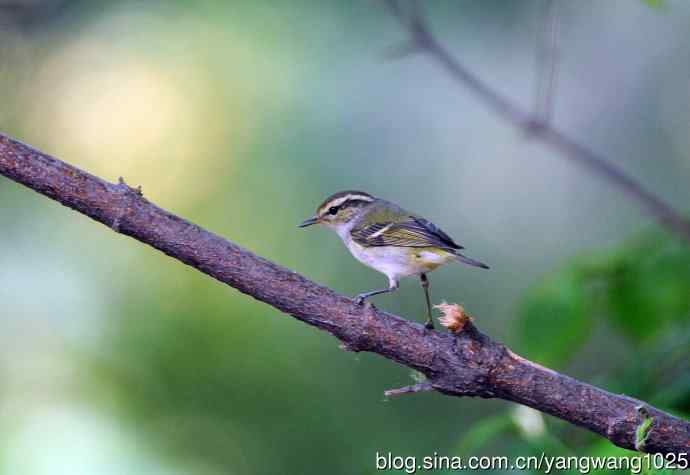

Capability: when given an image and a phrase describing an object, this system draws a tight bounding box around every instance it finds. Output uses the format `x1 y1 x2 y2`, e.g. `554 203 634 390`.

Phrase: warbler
299 190 488 329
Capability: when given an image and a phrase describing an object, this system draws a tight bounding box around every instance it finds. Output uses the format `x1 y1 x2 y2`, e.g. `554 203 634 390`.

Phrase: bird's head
299 190 376 230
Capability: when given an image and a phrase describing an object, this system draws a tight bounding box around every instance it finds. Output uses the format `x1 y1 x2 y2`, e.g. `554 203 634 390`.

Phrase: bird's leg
420 273 434 330
355 279 399 305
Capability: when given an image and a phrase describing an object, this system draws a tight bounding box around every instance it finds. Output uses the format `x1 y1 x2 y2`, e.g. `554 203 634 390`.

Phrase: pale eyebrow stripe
335 194 374 206
318 194 374 214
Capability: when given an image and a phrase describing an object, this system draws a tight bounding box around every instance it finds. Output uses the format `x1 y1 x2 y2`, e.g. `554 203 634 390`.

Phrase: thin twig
385 382 433 398
1 132 689 453
384 0 690 242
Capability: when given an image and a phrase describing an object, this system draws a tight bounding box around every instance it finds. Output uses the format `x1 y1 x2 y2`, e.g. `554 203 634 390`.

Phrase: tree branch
383 0 690 243
534 0 560 124
384 382 433 398
1 133 688 453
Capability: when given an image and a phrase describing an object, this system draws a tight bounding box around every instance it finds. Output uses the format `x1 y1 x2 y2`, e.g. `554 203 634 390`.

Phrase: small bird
299 190 488 329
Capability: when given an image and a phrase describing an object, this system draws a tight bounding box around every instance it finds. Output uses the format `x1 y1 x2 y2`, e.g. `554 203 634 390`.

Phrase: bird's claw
354 295 377 313
424 320 435 331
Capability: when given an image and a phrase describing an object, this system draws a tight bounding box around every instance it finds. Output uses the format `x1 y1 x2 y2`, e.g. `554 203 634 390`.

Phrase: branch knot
111 177 143 232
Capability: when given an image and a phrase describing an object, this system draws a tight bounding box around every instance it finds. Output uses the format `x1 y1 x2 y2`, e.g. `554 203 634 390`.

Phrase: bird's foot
354 294 377 312
424 320 435 331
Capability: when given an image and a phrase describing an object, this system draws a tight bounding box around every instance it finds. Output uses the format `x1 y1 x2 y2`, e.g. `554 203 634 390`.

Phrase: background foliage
1 1 689 474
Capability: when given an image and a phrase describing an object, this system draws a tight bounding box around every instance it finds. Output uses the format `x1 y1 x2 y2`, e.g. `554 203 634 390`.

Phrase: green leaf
517 269 592 366
604 234 690 342
635 408 654 451
642 0 665 8
641 467 674 475
453 414 515 454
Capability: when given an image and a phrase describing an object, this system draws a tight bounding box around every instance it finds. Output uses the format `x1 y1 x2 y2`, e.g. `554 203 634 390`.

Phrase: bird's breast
344 240 454 279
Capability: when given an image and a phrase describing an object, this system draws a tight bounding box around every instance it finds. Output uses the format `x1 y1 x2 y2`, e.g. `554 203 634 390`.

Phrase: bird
298 190 488 329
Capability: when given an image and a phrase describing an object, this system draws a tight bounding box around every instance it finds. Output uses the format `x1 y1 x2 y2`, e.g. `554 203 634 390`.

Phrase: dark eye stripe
320 199 369 217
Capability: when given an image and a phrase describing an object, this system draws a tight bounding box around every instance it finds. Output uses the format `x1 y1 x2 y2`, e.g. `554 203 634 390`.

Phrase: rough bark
1 132 688 454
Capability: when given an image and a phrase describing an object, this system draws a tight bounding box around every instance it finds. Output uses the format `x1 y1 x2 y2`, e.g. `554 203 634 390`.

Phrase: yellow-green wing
351 216 464 250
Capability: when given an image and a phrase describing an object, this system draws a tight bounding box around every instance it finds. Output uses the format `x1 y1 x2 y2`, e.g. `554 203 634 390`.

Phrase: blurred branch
383 0 690 243
1 132 689 454
534 0 559 124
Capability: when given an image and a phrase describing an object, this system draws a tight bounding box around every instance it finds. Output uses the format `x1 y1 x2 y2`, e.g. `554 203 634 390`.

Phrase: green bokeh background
1 1 689 474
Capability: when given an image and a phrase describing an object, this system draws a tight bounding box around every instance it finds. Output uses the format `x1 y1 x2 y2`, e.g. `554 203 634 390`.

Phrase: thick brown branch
384 0 690 243
1 133 689 453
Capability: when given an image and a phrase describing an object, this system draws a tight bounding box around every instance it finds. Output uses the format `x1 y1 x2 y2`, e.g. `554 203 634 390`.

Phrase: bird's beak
298 216 319 228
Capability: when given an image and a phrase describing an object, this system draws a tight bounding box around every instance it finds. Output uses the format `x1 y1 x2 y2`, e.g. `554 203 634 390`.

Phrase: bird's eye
328 206 339 215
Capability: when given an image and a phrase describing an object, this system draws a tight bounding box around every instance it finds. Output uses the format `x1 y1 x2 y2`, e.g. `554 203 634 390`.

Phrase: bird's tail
454 252 490 269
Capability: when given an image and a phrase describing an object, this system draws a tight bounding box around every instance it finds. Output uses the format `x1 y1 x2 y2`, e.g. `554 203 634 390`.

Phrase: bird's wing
351 216 464 250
